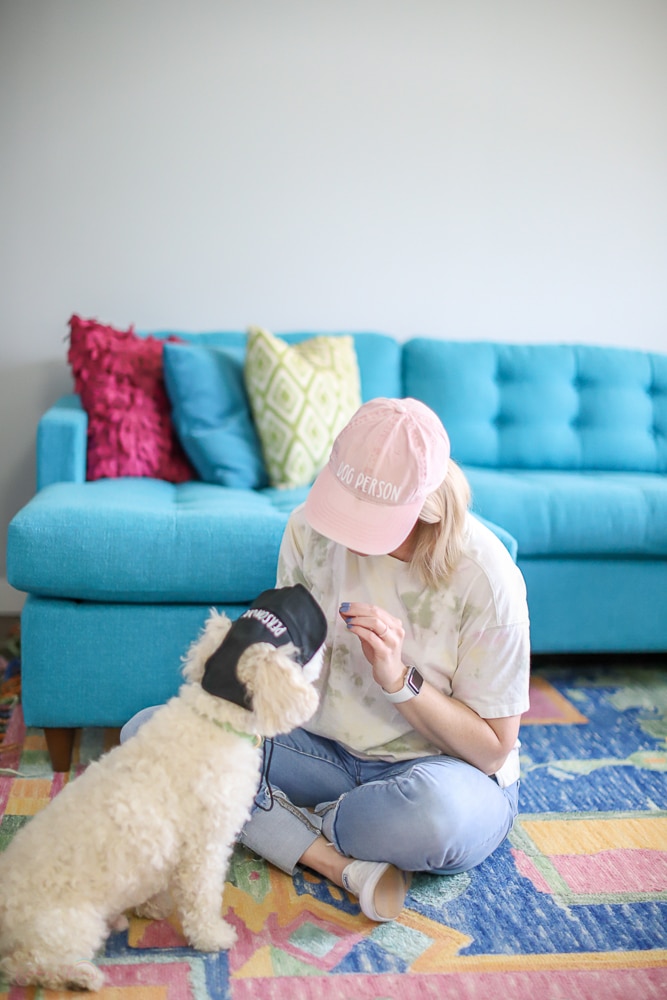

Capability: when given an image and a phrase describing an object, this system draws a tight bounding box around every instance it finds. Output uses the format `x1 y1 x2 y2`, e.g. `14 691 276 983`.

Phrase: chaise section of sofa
8 332 406 769
7 331 667 770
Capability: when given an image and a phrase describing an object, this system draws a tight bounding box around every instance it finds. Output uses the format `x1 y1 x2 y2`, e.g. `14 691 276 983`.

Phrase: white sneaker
341 860 410 921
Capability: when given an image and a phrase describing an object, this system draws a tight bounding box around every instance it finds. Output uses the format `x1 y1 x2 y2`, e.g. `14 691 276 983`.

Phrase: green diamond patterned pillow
244 326 362 489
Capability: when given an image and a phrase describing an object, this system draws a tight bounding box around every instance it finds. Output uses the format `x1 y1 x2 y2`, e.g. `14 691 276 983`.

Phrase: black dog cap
201 584 327 707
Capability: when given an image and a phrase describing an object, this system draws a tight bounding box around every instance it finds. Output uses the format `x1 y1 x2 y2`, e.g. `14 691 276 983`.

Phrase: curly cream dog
0 585 325 992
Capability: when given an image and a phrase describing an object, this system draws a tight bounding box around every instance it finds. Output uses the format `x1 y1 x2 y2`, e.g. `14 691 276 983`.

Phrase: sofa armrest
472 513 519 562
37 394 88 489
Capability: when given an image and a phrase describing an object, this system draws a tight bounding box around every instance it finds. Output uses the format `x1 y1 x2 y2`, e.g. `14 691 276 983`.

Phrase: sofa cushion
465 468 667 557
8 478 521 605
7 480 309 604
163 341 269 490
67 315 194 483
404 340 667 473
244 326 361 488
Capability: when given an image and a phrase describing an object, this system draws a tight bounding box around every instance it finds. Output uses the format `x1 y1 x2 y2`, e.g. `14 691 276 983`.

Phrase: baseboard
0 578 26 616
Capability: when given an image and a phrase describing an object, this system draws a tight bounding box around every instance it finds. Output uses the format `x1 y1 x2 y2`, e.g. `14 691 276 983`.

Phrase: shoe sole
373 866 412 920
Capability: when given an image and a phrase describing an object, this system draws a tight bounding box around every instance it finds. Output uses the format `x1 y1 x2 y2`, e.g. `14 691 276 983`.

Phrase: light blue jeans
121 709 519 876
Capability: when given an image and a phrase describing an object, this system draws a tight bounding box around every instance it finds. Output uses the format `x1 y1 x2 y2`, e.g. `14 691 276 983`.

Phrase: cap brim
304 464 422 556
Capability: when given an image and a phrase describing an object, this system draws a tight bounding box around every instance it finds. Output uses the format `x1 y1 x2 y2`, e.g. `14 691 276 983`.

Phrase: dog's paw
109 913 129 932
64 961 105 992
188 920 237 952
4 960 105 993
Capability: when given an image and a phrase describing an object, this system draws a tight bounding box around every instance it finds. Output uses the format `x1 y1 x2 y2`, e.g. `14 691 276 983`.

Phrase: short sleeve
452 620 531 718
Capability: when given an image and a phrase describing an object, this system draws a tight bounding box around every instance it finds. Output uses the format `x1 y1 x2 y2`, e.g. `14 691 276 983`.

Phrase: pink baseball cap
304 397 450 555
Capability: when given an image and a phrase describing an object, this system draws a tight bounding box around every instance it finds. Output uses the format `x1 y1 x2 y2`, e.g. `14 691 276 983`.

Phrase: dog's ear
236 643 320 737
182 609 232 683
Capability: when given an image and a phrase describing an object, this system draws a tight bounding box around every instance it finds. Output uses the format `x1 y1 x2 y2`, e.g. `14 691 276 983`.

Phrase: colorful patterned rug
0 626 20 751
1 651 666 998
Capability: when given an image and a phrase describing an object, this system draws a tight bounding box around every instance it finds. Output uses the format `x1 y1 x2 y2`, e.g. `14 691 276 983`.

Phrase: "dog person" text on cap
336 462 401 502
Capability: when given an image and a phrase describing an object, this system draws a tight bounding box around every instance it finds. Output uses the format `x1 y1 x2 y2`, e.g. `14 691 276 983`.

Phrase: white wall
1 0 666 611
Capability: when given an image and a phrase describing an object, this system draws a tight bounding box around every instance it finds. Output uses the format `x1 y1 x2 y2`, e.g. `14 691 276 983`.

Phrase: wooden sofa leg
44 727 76 772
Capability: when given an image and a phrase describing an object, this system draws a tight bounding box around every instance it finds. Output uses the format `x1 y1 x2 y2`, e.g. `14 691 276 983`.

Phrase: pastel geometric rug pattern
1 661 667 998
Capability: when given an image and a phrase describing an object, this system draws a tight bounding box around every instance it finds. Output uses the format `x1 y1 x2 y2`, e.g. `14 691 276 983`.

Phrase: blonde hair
409 460 471 587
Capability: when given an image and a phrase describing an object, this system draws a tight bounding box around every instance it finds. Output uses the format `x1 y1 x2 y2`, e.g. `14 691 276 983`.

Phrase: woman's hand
339 602 407 693
339 602 520 776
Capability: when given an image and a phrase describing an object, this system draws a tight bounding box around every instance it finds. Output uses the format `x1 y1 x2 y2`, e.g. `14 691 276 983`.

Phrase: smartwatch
382 666 424 703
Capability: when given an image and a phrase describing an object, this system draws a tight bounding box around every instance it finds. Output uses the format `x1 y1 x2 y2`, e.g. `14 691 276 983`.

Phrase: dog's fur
0 610 320 991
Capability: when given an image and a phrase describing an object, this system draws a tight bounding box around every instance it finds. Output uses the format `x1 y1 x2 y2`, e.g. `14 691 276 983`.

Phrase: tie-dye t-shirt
276 504 530 764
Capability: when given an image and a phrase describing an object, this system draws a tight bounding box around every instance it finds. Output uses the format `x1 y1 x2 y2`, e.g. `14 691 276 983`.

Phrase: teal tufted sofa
7 332 667 771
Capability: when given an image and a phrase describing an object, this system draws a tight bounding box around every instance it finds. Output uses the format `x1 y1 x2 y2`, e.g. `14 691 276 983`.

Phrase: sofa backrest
152 330 403 403
403 340 667 473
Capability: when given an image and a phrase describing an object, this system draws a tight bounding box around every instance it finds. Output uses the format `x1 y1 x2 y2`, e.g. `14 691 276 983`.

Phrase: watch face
407 667 424 696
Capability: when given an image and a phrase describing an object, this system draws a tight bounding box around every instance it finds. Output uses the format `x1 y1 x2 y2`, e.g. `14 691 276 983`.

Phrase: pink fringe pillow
67 315 194 482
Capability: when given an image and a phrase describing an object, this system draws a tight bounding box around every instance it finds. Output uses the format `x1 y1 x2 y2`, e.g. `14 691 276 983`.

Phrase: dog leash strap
214 720 262 747
253 737 276 812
